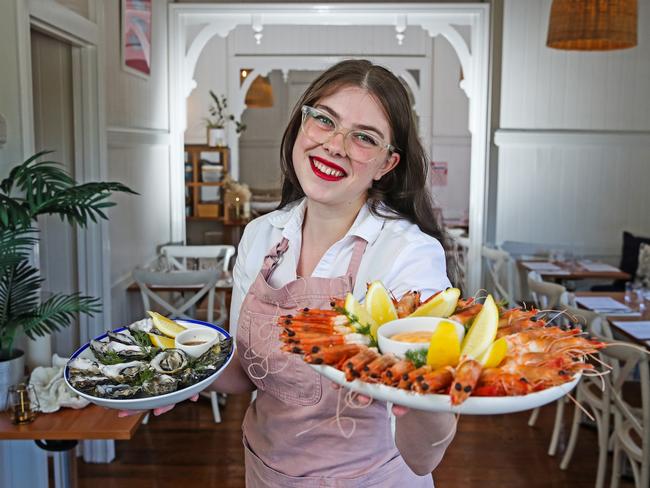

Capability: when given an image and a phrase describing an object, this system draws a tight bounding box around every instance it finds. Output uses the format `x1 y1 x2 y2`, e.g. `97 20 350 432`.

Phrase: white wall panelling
495 0 650 271
501 0 650 131
169 3 491 291
494 129 650 260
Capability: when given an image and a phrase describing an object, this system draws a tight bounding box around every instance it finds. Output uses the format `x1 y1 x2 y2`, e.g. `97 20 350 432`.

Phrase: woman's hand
117 394 199 418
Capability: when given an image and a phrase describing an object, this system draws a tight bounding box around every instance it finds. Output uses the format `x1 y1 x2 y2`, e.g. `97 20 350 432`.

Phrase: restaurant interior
0 0 648 487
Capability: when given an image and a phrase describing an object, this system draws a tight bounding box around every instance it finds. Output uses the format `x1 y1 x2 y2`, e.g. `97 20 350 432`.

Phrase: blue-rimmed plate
65 319 234 411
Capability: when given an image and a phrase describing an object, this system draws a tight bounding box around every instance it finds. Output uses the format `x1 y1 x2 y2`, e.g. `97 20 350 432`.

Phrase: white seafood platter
65 319 234 411
311 364 580 415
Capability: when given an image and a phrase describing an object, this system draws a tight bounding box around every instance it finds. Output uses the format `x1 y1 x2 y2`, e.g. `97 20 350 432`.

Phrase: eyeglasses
300 106 396 163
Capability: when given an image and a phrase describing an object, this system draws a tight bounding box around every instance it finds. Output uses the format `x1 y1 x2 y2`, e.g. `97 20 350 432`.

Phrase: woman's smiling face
292 85 400 211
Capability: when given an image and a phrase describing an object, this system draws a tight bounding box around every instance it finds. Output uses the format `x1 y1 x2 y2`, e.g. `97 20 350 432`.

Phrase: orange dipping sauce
390 331 433 343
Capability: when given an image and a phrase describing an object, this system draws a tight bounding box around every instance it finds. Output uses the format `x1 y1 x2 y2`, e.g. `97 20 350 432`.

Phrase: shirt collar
269 198 385 246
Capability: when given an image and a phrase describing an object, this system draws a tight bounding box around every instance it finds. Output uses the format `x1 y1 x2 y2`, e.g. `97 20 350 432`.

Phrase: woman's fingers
119 394 199 418
117 409 145 418
153 404 176 416
391 404 410 417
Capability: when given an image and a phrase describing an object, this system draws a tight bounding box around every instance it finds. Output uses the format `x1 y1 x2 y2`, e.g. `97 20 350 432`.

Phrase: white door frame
17 0 110 345
169 3 490 291
14 0 115 471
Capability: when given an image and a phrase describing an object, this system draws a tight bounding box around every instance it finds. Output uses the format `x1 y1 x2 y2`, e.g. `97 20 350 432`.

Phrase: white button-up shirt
229 198 451 335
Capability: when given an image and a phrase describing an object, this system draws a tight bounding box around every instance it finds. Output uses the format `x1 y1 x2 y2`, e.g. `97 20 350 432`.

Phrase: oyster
95 383 142 399
69 374 110 391
107 330 138 346
150 349 188 374
142 374 178 396
127 318 155 334
99 361 148 383
90 339 151 362
68 357 102 375
194 337 232 369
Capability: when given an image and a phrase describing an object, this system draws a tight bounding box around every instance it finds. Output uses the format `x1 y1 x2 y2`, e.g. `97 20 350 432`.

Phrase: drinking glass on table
624 281 635 305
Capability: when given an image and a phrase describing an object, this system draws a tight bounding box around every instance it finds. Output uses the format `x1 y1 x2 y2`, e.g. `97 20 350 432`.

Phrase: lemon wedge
148 333 176 349
365 281 398 326
408 288 461 318
426 320 461 369
476 337 508 368
344 293 379 339
147 311 186 338
459 294 498 359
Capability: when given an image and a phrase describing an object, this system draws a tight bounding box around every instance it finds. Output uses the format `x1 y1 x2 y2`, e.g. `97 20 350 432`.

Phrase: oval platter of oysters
65 312 234 410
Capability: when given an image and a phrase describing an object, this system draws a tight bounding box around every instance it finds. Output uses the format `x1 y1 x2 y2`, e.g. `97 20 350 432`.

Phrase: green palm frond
0 151 135 357
0 195 32 228
0 151 138 230
0 228 38 268
21 293 101 340
0 261 42 328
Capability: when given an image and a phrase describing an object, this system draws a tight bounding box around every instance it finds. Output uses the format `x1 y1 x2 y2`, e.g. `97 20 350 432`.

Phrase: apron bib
236 237 433 487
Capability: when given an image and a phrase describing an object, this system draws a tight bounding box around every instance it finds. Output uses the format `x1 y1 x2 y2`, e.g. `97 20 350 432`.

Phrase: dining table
0 404 145 488
518 260 631 283
575 291 650 349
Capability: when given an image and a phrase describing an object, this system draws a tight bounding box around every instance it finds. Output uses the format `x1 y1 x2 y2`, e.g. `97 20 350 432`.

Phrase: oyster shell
194 337 232 369
69 374 110 391
90 339 151 362
95 384 142 399
68 357 102 375
150 349 188 375
142 374 178 396
127 318 155 334
99 361 148 383
107 330 138 346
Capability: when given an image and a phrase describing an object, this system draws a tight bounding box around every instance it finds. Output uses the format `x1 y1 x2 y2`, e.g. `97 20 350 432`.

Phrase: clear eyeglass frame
300 105 396 163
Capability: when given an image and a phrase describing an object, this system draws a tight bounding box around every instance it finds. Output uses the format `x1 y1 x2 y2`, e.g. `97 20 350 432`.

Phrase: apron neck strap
261 236 367 283
345 236 367 284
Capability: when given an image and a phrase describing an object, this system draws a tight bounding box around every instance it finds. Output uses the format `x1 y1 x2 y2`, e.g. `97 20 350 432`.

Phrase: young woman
132 59 457 486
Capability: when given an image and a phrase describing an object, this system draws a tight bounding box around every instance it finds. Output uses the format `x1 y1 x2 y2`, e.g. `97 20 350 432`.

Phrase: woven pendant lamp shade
547 0 637 51
244 75 274 108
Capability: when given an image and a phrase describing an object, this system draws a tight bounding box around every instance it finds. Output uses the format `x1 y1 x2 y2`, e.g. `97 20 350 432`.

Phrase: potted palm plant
0 151 136 409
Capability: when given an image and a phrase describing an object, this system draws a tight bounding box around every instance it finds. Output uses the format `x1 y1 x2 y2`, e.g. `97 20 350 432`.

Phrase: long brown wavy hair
278 59 458 285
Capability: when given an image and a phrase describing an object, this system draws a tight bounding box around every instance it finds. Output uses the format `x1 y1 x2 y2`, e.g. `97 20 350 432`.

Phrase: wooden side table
0 405 144 488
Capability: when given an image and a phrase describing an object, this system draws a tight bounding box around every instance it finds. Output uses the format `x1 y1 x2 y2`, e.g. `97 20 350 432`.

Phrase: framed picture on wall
121 0 152 78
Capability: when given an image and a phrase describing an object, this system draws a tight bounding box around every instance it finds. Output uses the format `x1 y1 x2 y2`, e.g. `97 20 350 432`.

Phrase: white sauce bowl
377 317 465 358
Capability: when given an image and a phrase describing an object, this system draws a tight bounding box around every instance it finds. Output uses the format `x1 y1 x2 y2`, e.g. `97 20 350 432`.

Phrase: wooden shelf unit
185 144 229 220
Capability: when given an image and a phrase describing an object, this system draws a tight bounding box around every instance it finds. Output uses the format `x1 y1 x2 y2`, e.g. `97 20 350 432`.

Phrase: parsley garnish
404 348 428 368
131 330 153 348
334 306 378 347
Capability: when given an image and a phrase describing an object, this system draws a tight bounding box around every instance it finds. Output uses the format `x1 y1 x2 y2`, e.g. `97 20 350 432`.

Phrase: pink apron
237 237 434 487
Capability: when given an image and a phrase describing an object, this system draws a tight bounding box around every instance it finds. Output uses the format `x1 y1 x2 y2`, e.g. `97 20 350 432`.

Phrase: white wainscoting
107 133 173 326
494 129 650 261
501 0 650 132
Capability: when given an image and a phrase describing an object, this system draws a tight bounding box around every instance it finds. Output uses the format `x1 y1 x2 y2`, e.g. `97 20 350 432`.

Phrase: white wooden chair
482 246 515 306
559 307 614 488
161 245 235 327
132 267 224 423
526 272 570 455
609 344 649 488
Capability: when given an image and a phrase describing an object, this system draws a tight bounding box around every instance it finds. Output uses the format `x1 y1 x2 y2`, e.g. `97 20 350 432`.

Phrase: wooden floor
78 395 635 488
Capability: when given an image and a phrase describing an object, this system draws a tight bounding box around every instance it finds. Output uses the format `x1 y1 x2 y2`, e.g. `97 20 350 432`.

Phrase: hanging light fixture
240 69 274 108
547 0 637 51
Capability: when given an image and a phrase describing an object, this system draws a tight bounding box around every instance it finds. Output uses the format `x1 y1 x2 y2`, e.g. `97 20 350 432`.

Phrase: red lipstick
309 156 347 181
